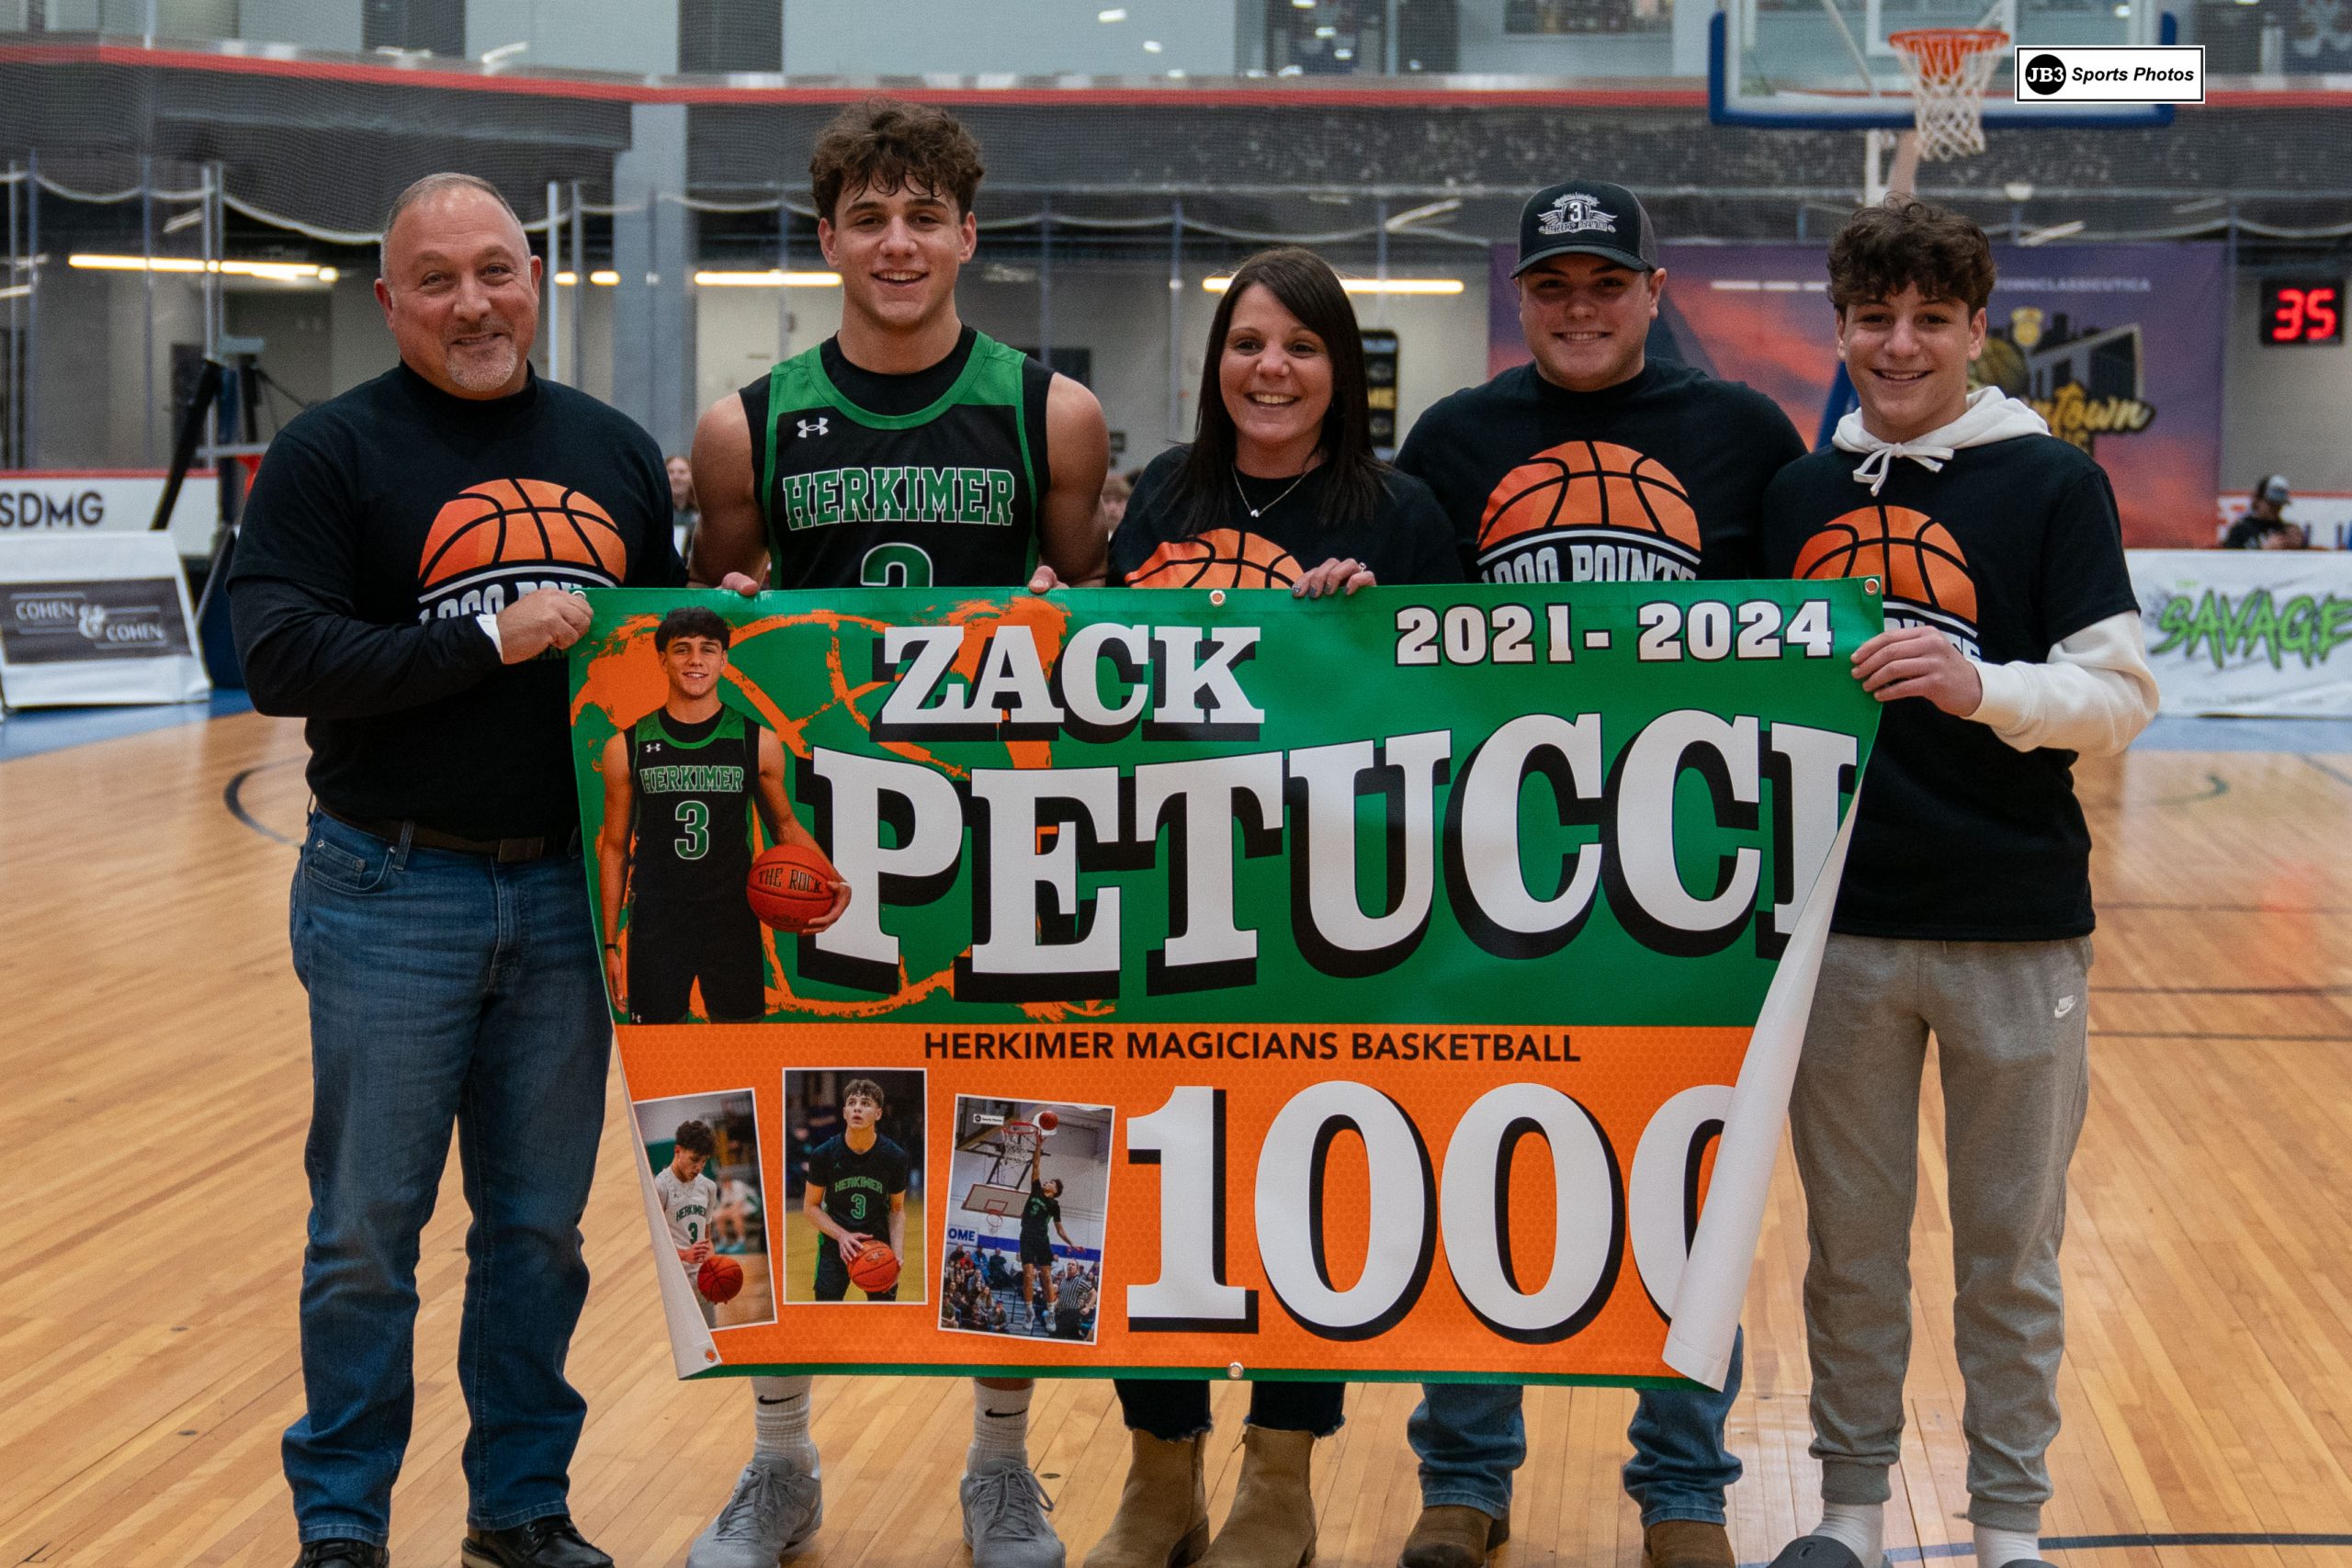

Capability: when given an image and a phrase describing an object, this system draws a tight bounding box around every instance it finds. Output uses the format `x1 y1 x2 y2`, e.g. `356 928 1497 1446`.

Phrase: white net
1889 28 2010 163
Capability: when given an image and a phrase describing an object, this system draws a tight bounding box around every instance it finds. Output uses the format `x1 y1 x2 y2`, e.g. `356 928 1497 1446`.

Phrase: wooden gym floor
4 710 2350 1568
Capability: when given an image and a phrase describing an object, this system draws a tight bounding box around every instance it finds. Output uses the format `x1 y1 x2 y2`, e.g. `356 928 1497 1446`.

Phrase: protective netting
1 28 2348 469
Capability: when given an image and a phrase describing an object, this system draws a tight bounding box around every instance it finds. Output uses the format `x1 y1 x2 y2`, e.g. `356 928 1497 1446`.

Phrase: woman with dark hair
1085 250 1459 1568
1111 245 1460 599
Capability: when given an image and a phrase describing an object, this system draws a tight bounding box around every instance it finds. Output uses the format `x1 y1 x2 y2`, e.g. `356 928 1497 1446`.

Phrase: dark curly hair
810 97 985 223
1826 196 1996 316
673 1119 717 1157
654 605 731 651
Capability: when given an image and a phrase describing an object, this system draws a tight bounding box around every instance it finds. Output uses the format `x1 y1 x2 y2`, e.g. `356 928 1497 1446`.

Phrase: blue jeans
1410 1329 1745 1526
281 813 611 1547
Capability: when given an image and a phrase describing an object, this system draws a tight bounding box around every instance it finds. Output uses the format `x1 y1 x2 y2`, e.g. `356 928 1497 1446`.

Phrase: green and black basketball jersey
741 325 1053 591
627 707 758 905
807 1133 912 1231
1022 1179 1060 1248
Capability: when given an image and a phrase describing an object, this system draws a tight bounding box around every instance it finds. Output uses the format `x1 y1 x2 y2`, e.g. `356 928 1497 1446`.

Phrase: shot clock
2261 279 2344 345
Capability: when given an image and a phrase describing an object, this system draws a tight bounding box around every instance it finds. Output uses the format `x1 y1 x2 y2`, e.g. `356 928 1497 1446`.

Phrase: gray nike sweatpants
1790 931 2094 1534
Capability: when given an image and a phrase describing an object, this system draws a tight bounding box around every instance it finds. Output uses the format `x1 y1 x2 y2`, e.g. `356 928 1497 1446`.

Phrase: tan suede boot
1398 1505 1509 1568
1082 1431 1210 1568
1197 1427 1317 1568
1643 1520 1735 1568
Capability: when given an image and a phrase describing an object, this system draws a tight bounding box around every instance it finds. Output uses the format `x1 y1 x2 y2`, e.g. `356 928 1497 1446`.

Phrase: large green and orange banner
569 581 1881 1387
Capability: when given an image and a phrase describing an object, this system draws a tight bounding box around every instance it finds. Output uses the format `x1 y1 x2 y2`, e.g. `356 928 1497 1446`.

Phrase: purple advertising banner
1489 242 2226 548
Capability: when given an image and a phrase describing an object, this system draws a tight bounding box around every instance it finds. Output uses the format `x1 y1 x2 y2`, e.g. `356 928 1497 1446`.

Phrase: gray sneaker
959 1454 1065 1568
687 1453 823 1568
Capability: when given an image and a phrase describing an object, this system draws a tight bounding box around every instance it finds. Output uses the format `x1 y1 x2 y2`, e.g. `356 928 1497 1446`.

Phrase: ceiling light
1315 24 1337 37
1097 6 1126 17
693 270 842 288
1204 276 1464 296
67 253 333 283
2018 220 2086 246
1143 38 1163 51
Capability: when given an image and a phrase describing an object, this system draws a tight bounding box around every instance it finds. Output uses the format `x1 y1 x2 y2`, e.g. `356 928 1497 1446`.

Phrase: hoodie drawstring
1850 440 1955 495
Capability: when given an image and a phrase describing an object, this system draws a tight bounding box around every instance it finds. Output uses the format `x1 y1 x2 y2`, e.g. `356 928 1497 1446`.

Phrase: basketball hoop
1888 28 2009 162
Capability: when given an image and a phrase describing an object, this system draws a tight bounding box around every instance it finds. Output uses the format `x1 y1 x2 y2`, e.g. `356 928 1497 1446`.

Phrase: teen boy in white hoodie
1760 197 2158 1568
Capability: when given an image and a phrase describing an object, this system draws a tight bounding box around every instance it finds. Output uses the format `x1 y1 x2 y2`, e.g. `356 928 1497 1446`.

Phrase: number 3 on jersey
861 543 933 588
673 801 708 860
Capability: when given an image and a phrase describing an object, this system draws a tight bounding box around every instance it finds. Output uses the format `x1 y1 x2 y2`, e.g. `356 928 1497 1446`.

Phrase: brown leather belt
321 806 581 863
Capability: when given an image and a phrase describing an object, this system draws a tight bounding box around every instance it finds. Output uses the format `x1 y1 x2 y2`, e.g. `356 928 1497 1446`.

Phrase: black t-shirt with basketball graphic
739 326 1053 591
807 1133 911 1235
230 364 682 839
1761 434 2139 941
1397 360 1805 585
1110 445 1463 589
627 706 761 907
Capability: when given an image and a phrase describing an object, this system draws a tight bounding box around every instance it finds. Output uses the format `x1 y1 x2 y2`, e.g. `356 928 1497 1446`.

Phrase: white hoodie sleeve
1964 610 2159 758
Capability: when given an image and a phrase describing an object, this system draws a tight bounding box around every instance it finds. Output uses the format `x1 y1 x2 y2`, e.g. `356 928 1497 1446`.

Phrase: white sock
967 1381 1032 1472
1812 1502 1883 1565
752 1375 818 1472
1973 1526 2041 1568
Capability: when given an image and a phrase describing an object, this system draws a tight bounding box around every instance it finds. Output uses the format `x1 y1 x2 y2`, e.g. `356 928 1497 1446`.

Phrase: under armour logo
2054 995 2077 1019
797 417 829 438
1537 192 1618 238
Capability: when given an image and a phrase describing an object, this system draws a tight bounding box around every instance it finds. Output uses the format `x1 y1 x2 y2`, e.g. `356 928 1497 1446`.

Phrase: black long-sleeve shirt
230 363 682 839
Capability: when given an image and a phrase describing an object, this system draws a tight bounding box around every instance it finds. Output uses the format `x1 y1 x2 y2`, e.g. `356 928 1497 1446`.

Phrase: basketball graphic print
414 478 628 620
1476 441 1702 585
1125 528 1303 589
1793 504 1980 649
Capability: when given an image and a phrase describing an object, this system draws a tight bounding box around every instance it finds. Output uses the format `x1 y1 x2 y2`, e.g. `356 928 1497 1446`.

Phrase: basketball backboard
1711 0 2177 129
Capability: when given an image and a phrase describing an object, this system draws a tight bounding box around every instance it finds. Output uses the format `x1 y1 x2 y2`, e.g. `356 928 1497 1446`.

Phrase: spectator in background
2222 475 2307 549
1095 470 1133 539
668 454 701 559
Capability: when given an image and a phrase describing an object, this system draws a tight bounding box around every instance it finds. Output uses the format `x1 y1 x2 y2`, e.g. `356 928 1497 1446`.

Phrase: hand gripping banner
569 581 1882 1389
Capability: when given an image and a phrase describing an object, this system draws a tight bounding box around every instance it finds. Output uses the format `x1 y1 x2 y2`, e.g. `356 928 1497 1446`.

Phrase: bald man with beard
231 173 684 1568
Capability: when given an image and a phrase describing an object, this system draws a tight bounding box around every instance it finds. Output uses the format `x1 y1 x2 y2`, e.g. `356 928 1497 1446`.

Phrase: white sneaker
960 1455 1065 1568
687 1453 823 1567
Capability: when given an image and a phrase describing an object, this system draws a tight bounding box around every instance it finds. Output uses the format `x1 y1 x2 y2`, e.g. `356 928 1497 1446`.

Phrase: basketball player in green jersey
689 102 1108 600
597 607 846 1024
684 99 1108 1568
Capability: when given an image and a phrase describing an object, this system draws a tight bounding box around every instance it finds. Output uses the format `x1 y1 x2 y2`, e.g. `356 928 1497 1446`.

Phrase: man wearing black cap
2222 475 2307 548
1392 179 1804 1568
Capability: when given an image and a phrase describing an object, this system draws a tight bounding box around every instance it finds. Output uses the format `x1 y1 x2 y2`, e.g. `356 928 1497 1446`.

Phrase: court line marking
2300 755 2352 793
223 757 303 848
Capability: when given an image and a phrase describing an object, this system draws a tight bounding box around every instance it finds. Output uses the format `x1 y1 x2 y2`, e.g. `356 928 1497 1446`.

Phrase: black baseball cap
1514 180 1659 276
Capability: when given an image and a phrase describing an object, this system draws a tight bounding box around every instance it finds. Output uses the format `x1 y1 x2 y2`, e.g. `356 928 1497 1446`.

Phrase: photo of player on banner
783 1068 928 1305
941 1099 1112 1344
633 1089 777 1331
594 604 848 1024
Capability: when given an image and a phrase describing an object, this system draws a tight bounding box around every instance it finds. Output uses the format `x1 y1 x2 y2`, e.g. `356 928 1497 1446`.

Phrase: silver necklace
1233 465 1312 520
